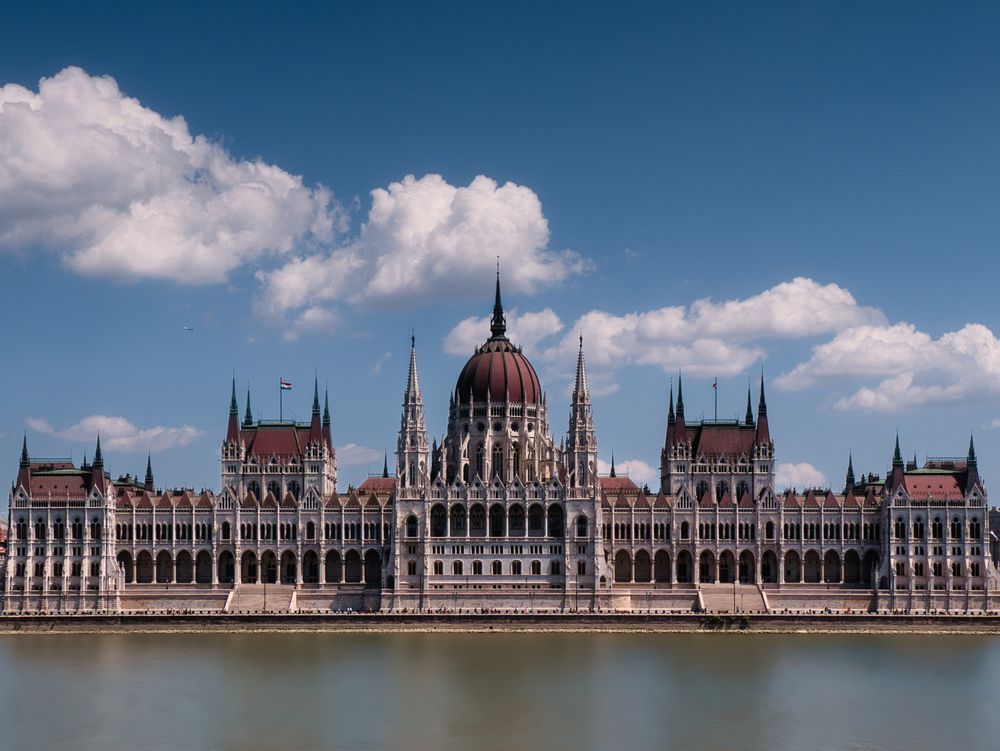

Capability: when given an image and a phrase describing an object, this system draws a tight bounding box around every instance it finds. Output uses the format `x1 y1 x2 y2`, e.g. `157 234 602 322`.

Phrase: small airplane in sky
183 326 195 333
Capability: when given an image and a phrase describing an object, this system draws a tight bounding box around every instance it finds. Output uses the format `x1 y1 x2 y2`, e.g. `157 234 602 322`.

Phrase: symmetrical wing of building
5 278 1000 614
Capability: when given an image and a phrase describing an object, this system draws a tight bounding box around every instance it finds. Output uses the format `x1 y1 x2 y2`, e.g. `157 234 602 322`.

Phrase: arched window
512 443 521 478
696 480 709 501
475 445 484 480
306 521 315 540
716 481 729 502
530 560 542 575
511 560 522 575
430 505 447 537
736 480 750 500
406 515 419 538
409 464 416 487
450 505 467 536
492 444 504 481
472 560 483 575
452 560 463 576
491 560 502 575
576 515 589 538
267 480 280 499
247 481 260 499
288 480 300 500
970 518 981 539
681 521 690 539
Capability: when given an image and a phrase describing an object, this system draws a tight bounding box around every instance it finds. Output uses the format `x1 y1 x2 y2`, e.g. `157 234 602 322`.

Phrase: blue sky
2 1 1000 497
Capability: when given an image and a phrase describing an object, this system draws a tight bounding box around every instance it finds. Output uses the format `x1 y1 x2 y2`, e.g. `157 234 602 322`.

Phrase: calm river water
1 631 998 751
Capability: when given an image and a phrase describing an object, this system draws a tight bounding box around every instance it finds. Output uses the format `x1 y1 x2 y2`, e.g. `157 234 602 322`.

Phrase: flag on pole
712 379 717 390
280 380 293 390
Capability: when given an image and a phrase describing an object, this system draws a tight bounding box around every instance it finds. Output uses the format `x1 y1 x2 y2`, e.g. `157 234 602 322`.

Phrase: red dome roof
454 268 542 404
455 337 542 404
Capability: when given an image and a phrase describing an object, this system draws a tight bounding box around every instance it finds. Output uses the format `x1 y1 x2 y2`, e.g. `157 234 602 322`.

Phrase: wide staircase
698 584 768 614
225 584 296 613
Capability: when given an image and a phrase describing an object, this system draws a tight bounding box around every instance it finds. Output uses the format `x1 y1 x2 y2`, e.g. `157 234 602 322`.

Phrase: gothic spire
755 371 770 445
676 373 685 416
382 452 389 478
227 377 241 443
230 377 238 416
93 434 103 468
490 261 507 338
323 388 331 427
846 452 855 491
968 432 977 467
892 432 903 468
312 376 321 416
572 335 589 403
610 453 617 478
405 334 422 403
667 383 675 424
745 383 753 426
757 371 767 416
144 453 154 491
243 388 253 428
20 434 29 468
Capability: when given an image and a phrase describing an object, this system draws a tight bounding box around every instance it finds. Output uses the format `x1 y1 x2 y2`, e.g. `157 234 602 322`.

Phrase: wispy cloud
25 414 203 453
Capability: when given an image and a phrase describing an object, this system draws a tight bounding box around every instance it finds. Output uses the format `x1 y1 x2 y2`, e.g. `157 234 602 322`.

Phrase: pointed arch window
492 444 504 481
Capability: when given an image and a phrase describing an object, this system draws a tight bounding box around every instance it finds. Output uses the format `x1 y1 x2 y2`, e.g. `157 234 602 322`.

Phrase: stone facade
4 280 1000 614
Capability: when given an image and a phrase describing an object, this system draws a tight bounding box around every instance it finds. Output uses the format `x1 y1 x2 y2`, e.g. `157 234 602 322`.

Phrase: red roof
684 423 756 460
358 477 395 495
904 474 964 500
599 476 640 494
455 336 542 405
243 425 310 459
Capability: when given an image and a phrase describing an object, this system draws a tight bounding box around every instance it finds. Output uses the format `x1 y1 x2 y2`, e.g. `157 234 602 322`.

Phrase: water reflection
0 633 998 751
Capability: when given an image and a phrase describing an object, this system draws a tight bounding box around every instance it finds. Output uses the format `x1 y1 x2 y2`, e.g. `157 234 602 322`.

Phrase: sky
2 1 1000 500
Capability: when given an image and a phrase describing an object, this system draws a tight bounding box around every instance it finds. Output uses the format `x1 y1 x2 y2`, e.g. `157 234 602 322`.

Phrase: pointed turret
227 377 241 443
243 388 254 428
398 335 429 490
755 372 770 445
309 376 322 444
16 434 31 491
572 335 589 403
91 434 108 494
566 336 597 489
322 387 333 450
144 454 154 492
610 453 617 478
674 373 687 441
382 452 389 478
490 262 507 338
967 432 980 491
889 432 905 490
93 434 104 468
745 384 754 426
845 452 855 492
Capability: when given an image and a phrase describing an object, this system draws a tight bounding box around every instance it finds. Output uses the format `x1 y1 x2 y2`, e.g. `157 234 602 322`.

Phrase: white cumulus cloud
256 173 589 316
26 414 203 452
775 462 827 490
0 67 339 284
444 308 564 356
596 458 658 488
337 443 384 467
777 322 1000 411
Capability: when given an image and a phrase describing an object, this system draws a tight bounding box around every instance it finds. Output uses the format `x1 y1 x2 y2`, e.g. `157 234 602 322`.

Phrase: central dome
455 337 542 404
453 270 542 405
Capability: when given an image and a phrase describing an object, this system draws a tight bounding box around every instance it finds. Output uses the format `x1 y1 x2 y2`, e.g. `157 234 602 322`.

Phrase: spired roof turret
453 269 542 405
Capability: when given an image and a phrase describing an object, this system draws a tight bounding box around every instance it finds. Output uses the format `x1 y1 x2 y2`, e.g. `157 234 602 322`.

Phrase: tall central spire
405 334 422 403
490 260 507 338
572 335 589 403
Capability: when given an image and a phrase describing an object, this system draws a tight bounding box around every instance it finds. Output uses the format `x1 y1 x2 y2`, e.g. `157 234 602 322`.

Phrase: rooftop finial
93 433 103 467
490 260 506 338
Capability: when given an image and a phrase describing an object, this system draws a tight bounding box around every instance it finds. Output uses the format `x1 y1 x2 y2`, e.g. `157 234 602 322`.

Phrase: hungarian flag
280 379 293 390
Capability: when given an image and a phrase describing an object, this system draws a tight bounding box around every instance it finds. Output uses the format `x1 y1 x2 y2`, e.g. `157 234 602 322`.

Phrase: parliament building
4 278 999 615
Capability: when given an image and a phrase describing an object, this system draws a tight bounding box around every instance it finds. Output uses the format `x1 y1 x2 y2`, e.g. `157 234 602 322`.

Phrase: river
1 632 997 750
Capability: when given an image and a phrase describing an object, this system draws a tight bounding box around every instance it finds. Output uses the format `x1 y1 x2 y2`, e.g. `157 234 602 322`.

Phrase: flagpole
714 378 718 421
279 378 283 421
